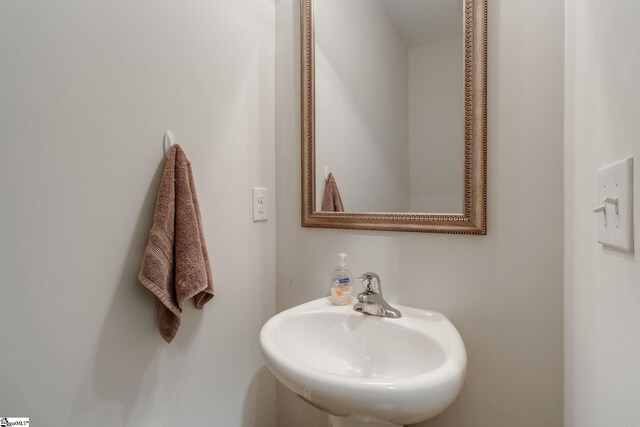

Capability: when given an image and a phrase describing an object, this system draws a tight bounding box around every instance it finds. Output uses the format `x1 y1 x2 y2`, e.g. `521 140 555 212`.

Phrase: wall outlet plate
596 157 634 253
252 187 268 222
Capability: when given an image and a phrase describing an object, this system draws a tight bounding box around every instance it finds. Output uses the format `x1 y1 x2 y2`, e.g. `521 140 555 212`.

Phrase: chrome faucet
353 272 402 318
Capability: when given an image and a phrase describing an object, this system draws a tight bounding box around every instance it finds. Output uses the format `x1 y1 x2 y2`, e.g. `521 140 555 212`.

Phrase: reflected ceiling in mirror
301 0 487 234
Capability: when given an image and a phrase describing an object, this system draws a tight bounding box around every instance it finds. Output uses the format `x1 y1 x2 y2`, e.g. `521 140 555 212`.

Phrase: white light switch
595 157 634 252
252 187 268 222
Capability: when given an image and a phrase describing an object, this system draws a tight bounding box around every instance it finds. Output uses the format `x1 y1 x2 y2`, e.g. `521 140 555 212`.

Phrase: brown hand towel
322 172 344 212
138 144 214 343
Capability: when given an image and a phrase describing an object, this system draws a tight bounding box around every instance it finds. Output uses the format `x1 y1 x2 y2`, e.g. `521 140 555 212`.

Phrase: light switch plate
252 187 268 222
596 157 634 252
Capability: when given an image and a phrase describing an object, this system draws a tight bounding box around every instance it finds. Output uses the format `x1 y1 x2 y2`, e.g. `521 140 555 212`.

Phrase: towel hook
163 131 175 158
325 165 329 181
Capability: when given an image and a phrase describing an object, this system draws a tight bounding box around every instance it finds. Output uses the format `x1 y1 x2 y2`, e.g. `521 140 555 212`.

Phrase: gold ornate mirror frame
301 0 487 234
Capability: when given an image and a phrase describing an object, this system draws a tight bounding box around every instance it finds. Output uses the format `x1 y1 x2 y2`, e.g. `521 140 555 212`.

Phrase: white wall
0 1 276 426
276 0 564 426
409 37 464 213
314 0 409 212
564 1 640 426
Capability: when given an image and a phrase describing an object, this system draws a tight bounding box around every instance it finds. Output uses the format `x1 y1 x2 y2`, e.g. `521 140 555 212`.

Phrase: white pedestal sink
260 298 466 426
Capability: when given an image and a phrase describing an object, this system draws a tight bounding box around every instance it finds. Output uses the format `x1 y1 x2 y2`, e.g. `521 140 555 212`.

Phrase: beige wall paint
275 0 564 426
0 0 276 426
564 1 640 426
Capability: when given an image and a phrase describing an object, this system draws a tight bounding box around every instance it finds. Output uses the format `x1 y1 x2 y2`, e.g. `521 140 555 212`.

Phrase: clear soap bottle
329 253 354 305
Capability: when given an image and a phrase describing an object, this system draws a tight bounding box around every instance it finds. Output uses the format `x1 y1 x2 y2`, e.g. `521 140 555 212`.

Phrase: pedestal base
328 415 402 427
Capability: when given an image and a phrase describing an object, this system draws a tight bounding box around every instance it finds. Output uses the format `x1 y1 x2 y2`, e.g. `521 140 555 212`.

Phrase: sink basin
260 298 466 426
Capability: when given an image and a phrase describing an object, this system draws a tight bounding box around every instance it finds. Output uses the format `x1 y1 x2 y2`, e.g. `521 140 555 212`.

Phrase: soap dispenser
329 253 354 305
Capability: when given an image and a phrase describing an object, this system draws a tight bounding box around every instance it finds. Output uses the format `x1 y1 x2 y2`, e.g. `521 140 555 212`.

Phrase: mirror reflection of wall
315 0 464 214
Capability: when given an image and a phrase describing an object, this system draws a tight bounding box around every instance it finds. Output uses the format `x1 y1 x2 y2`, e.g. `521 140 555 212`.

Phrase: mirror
301 0 487 234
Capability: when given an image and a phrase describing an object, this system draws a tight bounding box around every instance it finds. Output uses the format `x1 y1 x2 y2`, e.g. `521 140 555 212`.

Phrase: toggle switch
593 157 634 252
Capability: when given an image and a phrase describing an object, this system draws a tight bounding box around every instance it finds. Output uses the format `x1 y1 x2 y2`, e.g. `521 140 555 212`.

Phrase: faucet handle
359 272 381 294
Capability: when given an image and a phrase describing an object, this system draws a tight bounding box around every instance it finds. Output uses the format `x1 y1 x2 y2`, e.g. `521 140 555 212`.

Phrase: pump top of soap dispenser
337 252 347 267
